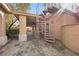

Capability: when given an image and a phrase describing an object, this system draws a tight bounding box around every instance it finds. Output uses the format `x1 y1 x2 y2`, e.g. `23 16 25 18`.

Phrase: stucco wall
19 16 27 34
61 24 79 53
50 12 78 40
62 13 77 25
0 10 7 45
19 15 27 42
0 10 6 36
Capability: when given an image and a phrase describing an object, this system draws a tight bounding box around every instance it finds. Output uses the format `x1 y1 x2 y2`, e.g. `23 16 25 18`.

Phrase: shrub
6 29 19 38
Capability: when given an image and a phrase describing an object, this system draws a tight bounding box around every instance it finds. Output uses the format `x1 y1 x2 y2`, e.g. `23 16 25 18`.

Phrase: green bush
6 29 19 38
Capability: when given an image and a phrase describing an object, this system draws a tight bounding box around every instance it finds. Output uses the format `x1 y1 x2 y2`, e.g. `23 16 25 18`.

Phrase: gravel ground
0 35 78 56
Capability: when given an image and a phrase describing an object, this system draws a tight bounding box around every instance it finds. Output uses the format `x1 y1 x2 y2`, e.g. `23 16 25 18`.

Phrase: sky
27 3 44 14
27 3 79 14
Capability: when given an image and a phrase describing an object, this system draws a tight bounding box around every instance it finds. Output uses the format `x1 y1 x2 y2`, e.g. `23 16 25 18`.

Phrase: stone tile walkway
0 38 78 56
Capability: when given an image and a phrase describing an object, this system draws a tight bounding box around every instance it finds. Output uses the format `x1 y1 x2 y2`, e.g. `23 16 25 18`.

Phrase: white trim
0 36 7 46
19 34 27 42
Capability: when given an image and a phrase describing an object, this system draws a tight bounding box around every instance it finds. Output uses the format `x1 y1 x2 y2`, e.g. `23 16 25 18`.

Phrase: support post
0 11 7 46
19 15 27 42
36 17 40 39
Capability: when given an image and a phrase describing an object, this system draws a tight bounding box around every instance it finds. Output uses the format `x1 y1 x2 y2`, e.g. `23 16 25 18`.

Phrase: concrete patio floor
0 36 78 56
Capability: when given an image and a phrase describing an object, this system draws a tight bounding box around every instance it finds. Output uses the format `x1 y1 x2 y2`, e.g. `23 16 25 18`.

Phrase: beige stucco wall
62 13 77 25
0 10 7 45
49 12 78 40
19 16 27 34
19 15 27 42
50 14 63 40
0 10 6 36
61 25 79 53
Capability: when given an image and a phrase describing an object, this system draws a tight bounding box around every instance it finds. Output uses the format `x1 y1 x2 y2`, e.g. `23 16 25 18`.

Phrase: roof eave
1 3 11 13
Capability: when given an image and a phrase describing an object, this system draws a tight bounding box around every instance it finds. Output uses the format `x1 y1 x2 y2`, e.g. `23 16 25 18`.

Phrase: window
43 24 45 33
46 23 49 33
39 24 42 31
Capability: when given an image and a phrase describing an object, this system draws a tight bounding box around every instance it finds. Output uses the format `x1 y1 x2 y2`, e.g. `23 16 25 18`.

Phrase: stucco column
36 17 40 38
0 11 7 46
19 15 27 42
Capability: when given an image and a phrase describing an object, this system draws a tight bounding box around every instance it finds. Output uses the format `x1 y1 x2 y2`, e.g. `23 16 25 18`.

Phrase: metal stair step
45 34 53 36
44 32 56 43
45 37 54 39
45 39 55 43
45 34 53 37
45 35 53 37
46 37 55 40
45 33 51 35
